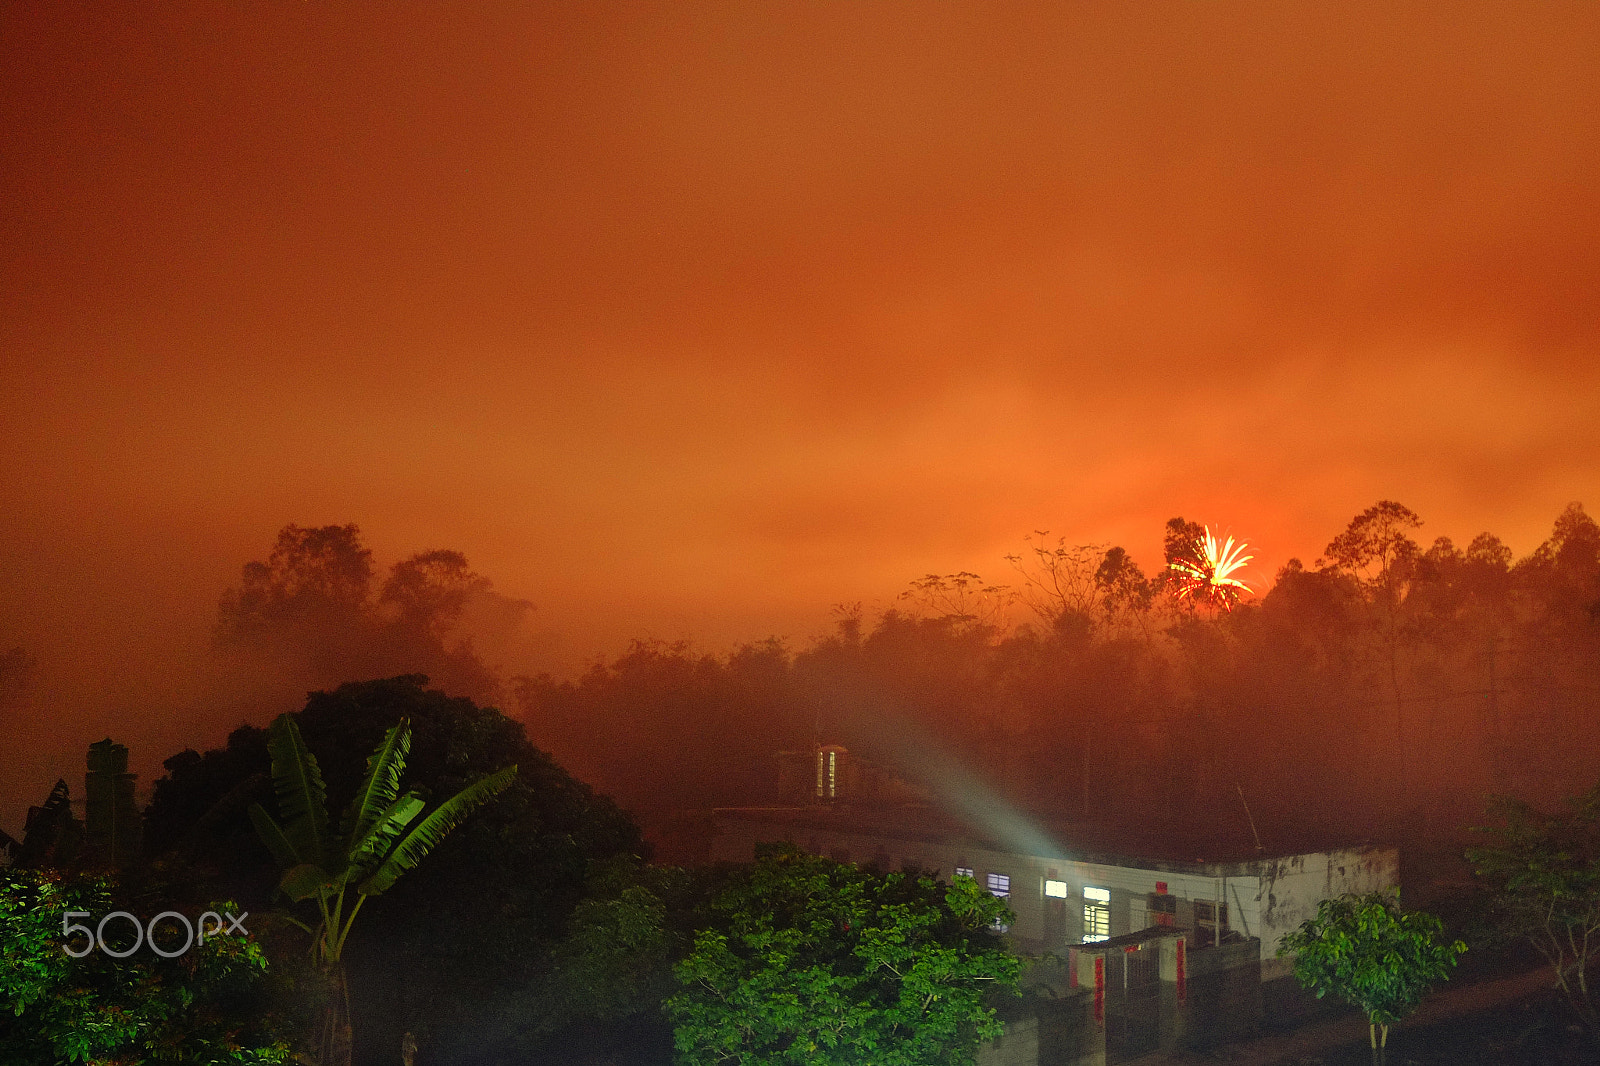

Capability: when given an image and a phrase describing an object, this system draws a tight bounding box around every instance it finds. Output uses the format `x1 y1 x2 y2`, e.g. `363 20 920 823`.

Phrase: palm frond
266 713 330 868
358 765 517 897
345 792 425 877
249 802 302 869
340 718 411 844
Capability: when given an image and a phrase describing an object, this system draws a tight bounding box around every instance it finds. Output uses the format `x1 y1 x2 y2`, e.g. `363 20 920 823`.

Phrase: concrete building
713 797 1397 1063
710 802 1398 983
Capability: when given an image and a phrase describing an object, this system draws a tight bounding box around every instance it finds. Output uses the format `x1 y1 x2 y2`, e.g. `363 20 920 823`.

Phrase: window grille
1083 886 1110 942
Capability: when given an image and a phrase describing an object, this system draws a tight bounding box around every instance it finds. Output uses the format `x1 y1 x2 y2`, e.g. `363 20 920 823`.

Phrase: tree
1467 780 1600 1038
216 524 504 703
898 572 1012 636
14 778 81 869
0 868 288 1064
144 676 648 1064
1004 534 1148 632
1322 502 1424 787
218 523 376 645
666 846 1020 1066
249 712 516 1065
1277 891 1465 1054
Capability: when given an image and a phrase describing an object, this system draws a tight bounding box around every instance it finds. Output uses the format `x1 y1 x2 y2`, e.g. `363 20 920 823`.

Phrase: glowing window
1044 879 1068 898
955 866 974 879
1083 886 1110 942
986 873 1010 898
815 749 838 798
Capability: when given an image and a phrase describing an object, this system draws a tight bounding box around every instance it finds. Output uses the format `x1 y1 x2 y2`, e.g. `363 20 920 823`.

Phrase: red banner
1093 955 1104 1026
1176 937 1187 1004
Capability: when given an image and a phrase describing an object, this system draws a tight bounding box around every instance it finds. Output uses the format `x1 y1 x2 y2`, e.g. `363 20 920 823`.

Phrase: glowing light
1169 526 1254 610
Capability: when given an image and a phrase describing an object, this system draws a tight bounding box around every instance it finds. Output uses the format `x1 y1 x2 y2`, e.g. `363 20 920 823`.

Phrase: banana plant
249 712 517 966
249 712 515 1065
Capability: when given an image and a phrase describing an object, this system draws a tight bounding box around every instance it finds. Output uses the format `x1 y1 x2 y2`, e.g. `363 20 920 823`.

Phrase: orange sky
3 3 1598 819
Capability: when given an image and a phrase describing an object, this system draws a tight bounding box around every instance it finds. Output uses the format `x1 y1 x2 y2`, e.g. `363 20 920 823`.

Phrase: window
1044 879 1068 898
815 749 838 799
985 873 1012 932
1194 900 1228 948
955 866 974 879
1148 893 1176 927
1083 886 1110 942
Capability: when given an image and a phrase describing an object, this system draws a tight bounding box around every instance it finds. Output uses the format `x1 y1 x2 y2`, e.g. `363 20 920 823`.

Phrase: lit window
816 749 839 799
1044 879 1068 898
986 873 1010 898
955 866 974 879
1083 886 1110 942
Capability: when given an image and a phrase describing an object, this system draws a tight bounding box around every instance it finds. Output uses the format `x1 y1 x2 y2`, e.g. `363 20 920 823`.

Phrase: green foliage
539 863 676 1030
145 676 647 1063
249 710 516 1065
1467 781 1600 1031
249 712 516 966
666 847 1020 1066
1277 891 1464 1045
0 867 287 1064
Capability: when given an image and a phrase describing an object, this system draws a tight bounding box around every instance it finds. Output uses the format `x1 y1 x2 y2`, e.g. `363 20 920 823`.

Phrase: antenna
1236 784 1264 853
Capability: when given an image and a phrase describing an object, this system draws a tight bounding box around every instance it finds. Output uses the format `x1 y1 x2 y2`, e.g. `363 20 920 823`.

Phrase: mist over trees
514 501 1600 853
216 524 525 706
204 507 1600 856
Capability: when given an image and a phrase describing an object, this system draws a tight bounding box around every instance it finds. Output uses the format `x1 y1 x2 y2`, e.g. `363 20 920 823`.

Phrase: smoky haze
3 5 1599 838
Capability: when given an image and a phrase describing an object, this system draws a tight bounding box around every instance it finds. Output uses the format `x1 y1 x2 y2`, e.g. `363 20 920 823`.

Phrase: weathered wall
1253 845 1401 980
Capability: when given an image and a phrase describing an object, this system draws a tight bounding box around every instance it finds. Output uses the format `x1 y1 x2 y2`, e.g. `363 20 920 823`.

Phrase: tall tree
1323 501 1423 788
216 524 502 703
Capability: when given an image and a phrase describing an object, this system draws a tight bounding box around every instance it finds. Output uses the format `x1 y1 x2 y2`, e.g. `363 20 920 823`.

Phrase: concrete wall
711 811 1397 976
1251 845 1401 979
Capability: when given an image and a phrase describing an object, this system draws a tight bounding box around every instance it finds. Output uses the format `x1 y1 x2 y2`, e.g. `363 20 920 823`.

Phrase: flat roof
712 803 1389 876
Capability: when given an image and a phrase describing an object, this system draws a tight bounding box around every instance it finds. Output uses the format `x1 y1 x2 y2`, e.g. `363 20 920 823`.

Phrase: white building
711 804 1398 981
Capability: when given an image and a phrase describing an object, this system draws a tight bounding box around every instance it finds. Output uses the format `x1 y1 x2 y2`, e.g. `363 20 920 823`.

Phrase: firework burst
1169 526 1254 610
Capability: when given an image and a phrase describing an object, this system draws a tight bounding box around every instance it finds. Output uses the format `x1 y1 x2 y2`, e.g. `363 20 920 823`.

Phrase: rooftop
713 802 1387 875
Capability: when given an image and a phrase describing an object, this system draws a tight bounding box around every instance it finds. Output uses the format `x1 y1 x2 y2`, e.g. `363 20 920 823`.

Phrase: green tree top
0 868 288 1064
249 712 516 967
667 846 1020 1066
1278 891 1465 1050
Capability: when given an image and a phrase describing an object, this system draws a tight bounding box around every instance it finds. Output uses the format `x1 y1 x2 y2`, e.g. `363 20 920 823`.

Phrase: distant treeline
206 504 1600 850
514 502 1600 848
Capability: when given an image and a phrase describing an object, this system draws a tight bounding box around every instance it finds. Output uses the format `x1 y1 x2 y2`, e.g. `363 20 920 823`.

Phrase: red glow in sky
2 3 1598 818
